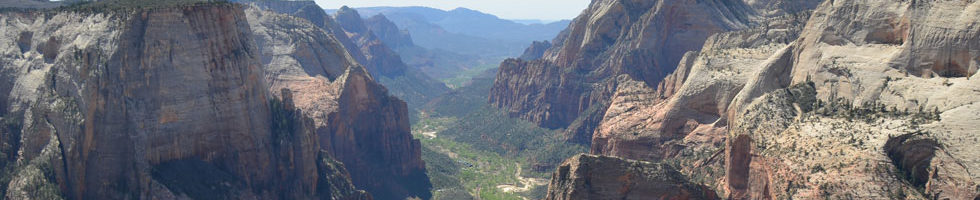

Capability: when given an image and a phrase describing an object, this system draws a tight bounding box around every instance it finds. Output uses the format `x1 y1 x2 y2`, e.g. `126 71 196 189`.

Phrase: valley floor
412 114 556 200
409 73 586 199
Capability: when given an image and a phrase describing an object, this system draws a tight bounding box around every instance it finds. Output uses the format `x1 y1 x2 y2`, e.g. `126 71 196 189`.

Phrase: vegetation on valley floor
412 69 586 200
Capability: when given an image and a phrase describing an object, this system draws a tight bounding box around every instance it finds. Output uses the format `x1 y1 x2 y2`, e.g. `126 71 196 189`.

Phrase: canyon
1 0 979 199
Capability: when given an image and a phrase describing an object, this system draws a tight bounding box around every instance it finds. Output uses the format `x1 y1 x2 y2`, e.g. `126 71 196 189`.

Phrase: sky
314 0 592 21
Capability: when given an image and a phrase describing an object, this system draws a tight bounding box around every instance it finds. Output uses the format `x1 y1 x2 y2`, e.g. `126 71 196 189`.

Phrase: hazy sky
314 0 592 20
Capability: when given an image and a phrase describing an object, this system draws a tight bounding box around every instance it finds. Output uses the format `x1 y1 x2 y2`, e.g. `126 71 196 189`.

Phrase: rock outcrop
332 6 449 108
0 3 361 199
245 4 432 199
489 0 819 143
571 0 980 199
0 4 293 199
722 1 980 199
517 40 550 61
334 7 404 77
247 1 447 109
593 11 811 161
544 154 717 200
363 14 414 50
0 1 430 199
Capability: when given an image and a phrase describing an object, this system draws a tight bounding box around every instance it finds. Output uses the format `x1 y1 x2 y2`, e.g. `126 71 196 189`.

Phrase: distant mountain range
327 6 570 58
510 19 566 25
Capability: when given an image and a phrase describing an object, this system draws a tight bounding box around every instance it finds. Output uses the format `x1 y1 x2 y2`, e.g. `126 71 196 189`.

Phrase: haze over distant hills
3 0 979 200
327 6 569 58
326 6 569 88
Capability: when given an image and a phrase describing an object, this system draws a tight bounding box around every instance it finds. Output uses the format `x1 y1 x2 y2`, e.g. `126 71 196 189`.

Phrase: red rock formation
246 1 449 109
719 1 980 198
245 5 432 199
0 2 423 199
66 5 274 198
544 154 718 200
322 68 429 200
0 4 281 199
586 0 980 199
489 0 802 143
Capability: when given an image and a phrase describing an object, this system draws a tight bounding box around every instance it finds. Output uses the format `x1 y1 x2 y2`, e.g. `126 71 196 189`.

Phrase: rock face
489 0 819 143
593 12 810 162
245 4 432 200
544 154 717 200
567 0 980 199
320 67 430 200
334 7 404 77
725 1 980 199
333 6 449 108
0 1 428 199
518 40 550 61
363 14 414 50
0 4 286 199
248 1 447 109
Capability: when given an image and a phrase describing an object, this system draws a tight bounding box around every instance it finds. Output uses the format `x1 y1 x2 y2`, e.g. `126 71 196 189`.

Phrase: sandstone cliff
544 154 717 200
722 1 980 198
246 4 432 199
333 6 449 109
593 11 810 162
0 4 294 199
575 0 980 199
517 41 551 61
0 1 428 199
489 0 819 144
0 3 369 199
247 1 447 109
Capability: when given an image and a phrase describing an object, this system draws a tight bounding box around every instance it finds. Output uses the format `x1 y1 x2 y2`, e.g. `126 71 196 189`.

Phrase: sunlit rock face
0 1 424 199
245 3 433 199
561 0 980 199
489 0 820 144
543 154 718 200
0 4 285 199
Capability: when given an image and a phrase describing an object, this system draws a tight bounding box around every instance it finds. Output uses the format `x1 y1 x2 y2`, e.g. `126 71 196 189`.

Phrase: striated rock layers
543 154 717 200
489 0 820 144
245 3 432 199
246 3 432 200
0 3 370 199
0 2 430 200
247 0 446 109
332 6 449 108
575 0 980 199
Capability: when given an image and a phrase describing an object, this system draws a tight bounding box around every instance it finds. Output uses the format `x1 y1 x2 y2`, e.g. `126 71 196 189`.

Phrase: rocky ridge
0 3 337 199
363 14 414 50
0 1 430 199
246 3 432 199
332 6 448 109
489 0 820 144
248 1 448 109
549 0 980 199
